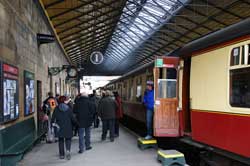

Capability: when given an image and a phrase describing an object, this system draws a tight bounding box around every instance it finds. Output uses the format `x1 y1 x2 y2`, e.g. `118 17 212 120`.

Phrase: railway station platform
1 0 250 166
18 126 159 166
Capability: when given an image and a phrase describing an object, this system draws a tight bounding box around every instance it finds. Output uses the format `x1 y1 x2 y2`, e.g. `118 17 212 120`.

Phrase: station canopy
39 0 250 76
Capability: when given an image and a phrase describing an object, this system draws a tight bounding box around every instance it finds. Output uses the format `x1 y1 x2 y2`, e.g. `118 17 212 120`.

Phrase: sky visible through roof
104 0 187 68
80 76 120 94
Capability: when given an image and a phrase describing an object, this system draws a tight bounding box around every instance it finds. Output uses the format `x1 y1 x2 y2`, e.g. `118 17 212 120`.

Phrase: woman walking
113 92 123 137
51 96 77 160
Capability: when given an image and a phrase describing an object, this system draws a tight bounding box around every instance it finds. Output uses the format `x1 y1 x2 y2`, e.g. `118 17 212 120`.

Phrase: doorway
182 58 192 133
153 57 180 137
37 80 43 135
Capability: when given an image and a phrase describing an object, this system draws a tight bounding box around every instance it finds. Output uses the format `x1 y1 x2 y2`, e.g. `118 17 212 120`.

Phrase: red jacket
115 96 123 119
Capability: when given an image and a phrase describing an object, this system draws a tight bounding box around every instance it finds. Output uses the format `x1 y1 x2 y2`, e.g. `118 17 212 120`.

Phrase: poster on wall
1 63 19 123
24 70 35 116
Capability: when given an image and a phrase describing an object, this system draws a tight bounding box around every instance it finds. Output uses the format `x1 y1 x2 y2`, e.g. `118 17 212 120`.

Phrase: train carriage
105 18 250 161
185 38 250 158
177 18 250 159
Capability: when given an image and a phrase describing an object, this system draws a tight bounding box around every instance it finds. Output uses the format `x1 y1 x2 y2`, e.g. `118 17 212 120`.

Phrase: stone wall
0 0 73 128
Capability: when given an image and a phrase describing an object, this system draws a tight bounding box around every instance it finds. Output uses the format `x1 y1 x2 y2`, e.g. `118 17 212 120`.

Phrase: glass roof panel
104 0 187 66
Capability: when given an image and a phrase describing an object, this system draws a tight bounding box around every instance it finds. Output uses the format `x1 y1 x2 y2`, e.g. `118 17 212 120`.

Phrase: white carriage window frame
157 79 177 99
229 44 250 108
136 85 142 102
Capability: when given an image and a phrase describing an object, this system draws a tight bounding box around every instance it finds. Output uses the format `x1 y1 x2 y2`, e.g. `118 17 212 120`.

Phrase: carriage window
230 67 250 108
241 46 245 65
123 82 127 100
129 80 134 101
158 79 177 98
136 85 142 102
248 45 250 65
230 47 240 66
158 68 177 98
130 87 134 101
146 74 153 81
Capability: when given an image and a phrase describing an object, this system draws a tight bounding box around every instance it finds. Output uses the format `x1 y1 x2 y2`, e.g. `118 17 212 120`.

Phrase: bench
0 117 37 166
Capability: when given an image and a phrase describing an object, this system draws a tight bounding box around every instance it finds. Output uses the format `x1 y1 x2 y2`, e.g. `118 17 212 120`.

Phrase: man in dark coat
98 90 118 142
89 90 100 128
51 96 77 160
73 92 95 153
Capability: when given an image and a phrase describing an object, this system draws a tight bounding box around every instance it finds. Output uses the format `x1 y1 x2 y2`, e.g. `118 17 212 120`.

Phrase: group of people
42 90 123 160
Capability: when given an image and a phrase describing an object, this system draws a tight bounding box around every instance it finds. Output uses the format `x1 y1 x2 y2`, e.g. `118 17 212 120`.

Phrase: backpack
47 98 57 111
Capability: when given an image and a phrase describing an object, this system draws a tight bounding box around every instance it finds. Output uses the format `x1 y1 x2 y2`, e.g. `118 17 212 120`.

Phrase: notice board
24 70 35 116
0 63 19 123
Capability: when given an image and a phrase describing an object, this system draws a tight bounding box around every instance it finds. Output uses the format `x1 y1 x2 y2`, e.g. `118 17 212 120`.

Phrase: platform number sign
0 63 19 123
90 51 104 65
155 58 163 67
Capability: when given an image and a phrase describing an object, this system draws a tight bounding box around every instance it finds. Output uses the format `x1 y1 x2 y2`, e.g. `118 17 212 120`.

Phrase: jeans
94 113 99 128
78 127 91 151
146 109 154 136
54 127 58 138
102 119 115 140
58 137 71 156
114 119 119 136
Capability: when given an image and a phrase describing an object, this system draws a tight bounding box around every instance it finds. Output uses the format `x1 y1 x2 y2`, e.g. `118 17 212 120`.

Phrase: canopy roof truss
39 0 250 75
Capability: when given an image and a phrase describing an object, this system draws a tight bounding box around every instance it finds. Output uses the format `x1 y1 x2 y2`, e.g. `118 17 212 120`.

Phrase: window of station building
229 45 250 108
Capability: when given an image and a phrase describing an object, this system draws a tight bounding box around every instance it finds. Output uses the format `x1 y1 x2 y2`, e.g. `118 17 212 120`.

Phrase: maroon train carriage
105 18 250 165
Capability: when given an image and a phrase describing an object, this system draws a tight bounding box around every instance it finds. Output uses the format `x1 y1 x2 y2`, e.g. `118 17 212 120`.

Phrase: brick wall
0 0 75 128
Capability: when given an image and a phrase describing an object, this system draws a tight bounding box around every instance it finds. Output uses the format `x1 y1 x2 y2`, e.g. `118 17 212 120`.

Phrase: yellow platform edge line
158 151 184 159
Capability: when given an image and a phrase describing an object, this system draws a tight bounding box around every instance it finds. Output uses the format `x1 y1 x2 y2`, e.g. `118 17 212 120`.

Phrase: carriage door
154 57 180 137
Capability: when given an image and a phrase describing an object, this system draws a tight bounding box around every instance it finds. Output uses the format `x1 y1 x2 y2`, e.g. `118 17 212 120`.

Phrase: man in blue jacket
143 81 154 140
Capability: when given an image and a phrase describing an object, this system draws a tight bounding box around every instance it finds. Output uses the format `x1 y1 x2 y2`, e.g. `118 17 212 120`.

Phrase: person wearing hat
143 81 155 140
65 95 73 110
51 96 78 160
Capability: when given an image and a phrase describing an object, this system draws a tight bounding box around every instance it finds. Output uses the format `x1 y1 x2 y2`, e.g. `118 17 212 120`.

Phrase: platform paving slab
18 126 160 166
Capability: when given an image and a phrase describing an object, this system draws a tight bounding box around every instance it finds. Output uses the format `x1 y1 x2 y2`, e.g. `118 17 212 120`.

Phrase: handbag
43 114 49 122
46 119 55 143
